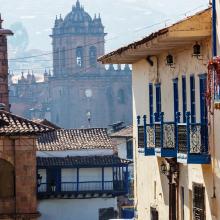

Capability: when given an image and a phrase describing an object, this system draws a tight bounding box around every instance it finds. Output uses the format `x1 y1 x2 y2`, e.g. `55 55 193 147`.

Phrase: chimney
0 15 13 112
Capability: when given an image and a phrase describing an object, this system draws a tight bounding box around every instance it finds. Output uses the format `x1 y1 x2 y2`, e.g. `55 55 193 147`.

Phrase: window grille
193 183 205 220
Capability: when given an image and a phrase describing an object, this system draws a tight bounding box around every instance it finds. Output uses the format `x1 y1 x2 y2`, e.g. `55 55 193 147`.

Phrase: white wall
37 149 113 157
38 198 117 220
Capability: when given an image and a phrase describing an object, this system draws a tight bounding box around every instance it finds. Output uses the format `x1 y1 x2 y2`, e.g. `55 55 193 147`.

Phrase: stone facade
9 0 132 129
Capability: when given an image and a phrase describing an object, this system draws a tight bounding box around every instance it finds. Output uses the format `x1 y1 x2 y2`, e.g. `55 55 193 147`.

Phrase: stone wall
0 136 39 220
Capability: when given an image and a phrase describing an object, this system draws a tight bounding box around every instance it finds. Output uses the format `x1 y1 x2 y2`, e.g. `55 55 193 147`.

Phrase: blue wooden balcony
177 112 210 164
137 112 210 164
38 180 127 199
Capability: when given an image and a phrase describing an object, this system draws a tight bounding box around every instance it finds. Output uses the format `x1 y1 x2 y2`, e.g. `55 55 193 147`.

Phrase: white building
36 128 131 220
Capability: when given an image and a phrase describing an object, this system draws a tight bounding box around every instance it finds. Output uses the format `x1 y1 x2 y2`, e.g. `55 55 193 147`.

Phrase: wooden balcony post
143 115 147 153
186 112 191 155
102 167 104 191
175 112 181 151
160 112 164 149
77 168 79 192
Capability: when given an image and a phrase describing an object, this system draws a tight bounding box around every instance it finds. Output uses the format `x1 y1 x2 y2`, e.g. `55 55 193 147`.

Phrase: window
150 207 159 220
193 183 205 220
126 140 133 159
47 168 61 193
181 186 185 220
61 47 65 67
89 46 97 67
149 83 154 124
0 159 14 198
173 78 179 121
118 89 125 104
190 75 196 123
76 47 83 67
199 75 207 124
155 83 161 122
182 76 187 123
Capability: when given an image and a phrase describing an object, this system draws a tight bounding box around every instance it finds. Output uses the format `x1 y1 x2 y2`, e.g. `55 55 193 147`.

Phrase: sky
1 0 210 53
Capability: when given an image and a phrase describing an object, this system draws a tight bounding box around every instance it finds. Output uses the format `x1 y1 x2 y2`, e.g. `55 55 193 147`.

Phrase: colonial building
99 7 220 220
36 127 131 220
9 0 132 129
0 16 53 220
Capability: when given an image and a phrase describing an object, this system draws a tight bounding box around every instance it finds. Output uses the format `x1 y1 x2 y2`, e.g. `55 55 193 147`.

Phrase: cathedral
10 0 132 128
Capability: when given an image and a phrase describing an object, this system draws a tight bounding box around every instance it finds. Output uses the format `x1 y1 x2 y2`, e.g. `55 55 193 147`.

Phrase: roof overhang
98 7 211 64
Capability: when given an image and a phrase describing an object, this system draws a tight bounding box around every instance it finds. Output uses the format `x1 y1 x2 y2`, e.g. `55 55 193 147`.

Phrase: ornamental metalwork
147 126 155 148
190 125 202 153
163 124 175 149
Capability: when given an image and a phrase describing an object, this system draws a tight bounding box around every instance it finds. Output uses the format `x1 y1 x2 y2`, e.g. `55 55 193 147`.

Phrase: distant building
36 128 131 220
9 0 132 129
99 7 220 220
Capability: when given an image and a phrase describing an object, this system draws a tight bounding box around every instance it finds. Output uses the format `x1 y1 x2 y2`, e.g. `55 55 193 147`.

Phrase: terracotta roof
0 110 53 136
33 119 61 129
98 7 211 63
37 155 132 168
110 126 133 138
37 128 114 151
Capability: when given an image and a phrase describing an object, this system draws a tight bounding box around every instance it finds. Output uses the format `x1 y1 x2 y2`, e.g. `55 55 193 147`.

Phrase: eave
98 7 211 64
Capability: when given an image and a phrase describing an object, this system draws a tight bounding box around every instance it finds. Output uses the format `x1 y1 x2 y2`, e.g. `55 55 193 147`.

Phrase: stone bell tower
0 14 13 111
51 0 106 77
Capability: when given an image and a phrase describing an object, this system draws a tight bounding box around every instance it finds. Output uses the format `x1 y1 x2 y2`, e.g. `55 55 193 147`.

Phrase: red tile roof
0 111 53 136
110 126 133 138
37 155 132 167
37 128 114 151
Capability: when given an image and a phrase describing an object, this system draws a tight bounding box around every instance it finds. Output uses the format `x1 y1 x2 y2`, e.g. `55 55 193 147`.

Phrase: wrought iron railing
38 180 125 194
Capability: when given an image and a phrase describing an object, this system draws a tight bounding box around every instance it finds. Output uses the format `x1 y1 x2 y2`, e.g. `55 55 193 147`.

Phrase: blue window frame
190 75 196 123
173 78 179 121
149 84 154 124
155 83 161 122
199 74 207 123
182 76 187 123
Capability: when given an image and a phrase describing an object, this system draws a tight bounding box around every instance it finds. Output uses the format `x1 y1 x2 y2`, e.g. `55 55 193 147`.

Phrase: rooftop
110 126 133 138
98 7 211 64
37 128 114 151
0 111 53 136
37 155 131 168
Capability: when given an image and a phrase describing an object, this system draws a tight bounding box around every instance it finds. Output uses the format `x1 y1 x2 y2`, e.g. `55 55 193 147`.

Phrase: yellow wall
133 37 220 219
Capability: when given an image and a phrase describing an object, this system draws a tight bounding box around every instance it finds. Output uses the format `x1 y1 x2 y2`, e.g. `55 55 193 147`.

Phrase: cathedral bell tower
51 0 106 77
0 14 13 111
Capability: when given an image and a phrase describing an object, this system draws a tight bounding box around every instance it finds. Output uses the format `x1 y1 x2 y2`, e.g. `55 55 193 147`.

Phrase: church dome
63 0 92 27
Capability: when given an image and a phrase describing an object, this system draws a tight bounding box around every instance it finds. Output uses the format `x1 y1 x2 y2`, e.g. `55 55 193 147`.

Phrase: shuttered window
182 76 187 123
193 183 205 220
149 83 154 124
173 78 179 121
190 75 196 123
155 83 161 122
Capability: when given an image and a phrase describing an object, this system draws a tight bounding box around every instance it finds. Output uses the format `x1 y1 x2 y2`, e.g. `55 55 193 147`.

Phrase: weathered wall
38 198 117 220
0 136 39 220
133 37 220 219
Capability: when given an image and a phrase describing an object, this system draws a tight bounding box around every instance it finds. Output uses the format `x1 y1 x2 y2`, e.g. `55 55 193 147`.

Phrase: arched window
76 47 83 67
61 47 65 67
89 46 97 67
0 159 14 198
117 89 126 104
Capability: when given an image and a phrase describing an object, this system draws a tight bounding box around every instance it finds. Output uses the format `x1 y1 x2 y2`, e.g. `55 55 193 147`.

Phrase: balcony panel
145 125 155 156
37 181 127 199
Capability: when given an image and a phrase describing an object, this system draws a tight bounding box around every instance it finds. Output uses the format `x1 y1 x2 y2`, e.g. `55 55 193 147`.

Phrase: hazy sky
1 0 209 53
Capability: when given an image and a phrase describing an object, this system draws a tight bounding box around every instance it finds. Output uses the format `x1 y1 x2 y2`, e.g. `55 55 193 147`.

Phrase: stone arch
0 159 14 198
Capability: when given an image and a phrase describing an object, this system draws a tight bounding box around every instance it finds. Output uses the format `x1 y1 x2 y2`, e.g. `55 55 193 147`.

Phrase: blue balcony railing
38 180 126 196
137 112 210 164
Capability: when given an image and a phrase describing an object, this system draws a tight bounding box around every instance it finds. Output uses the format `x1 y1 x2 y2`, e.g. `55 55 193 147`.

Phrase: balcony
137 112 210 164
37 180 127 199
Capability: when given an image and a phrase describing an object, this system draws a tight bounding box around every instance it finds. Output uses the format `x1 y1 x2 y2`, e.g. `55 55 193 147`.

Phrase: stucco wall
37 149 113 157
38 198 117 220
132 37 220 219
